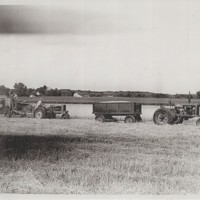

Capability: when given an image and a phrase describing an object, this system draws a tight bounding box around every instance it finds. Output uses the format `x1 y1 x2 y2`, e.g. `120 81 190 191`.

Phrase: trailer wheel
135 115 142 122
124 116 136 123
95 115 105 122
153 108 172 125
61 114 70 119
34 108 45 119
196 118 200 126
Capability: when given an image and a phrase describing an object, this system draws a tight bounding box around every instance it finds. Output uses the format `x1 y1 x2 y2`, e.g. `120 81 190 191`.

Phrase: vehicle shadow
0 135 95 161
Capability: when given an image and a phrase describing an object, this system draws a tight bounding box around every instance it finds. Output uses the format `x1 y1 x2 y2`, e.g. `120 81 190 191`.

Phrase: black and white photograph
0 0 200 198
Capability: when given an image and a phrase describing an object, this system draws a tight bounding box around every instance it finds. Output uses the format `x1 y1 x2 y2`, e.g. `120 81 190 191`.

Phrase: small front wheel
61 114 70 119
124 116 136 123
95 115 105 122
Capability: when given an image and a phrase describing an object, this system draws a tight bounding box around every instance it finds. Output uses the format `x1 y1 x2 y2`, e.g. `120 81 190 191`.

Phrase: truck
93 101 142 123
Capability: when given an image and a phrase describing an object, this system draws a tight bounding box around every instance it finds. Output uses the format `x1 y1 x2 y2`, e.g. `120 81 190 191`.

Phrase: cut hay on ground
0 116 200 194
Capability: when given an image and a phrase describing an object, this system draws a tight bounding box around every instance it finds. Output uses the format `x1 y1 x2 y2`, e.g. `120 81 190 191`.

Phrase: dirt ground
0 116 200 194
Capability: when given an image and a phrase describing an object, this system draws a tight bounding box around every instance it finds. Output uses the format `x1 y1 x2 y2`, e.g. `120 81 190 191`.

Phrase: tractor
153 103 200 125
4 97 70 119
49 104 70 119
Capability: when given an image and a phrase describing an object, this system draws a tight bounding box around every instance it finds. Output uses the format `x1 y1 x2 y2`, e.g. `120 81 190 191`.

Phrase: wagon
93 101 142 123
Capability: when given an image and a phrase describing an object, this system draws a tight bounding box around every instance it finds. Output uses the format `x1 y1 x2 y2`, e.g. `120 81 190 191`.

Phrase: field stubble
0 116 200 194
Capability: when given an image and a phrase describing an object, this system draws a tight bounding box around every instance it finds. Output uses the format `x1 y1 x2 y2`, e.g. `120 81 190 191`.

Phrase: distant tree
196 91 200 99
175 93 191 99
0 85 9 96
60 89 73 96
46 89 53 96
153 93 169 98
25 88 35 97
13 82 27 96
126 92 132 97
115 92 125 97
89 93 102 97
54 88 61 96
30 90 37 96
36 85 47 96
135 93 145 97
46 88 61 96
175 94 182 98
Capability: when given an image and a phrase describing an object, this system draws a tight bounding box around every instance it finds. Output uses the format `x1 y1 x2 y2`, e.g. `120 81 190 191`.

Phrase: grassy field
0 116 200 194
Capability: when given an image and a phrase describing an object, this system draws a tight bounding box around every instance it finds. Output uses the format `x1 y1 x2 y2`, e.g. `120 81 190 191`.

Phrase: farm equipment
50 104 70 119
4 97 70 119
93 101 142 123
153 103 200 125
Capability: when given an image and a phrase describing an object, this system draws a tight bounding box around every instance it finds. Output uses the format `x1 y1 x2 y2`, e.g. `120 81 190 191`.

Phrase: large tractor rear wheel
153 108 172 125
34 108 45 119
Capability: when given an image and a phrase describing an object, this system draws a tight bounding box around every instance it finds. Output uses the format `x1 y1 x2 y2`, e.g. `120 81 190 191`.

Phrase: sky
0 0 200 94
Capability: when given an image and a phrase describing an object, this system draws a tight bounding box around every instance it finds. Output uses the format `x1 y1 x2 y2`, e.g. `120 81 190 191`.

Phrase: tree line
0 83 63 97
0 82 199 98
